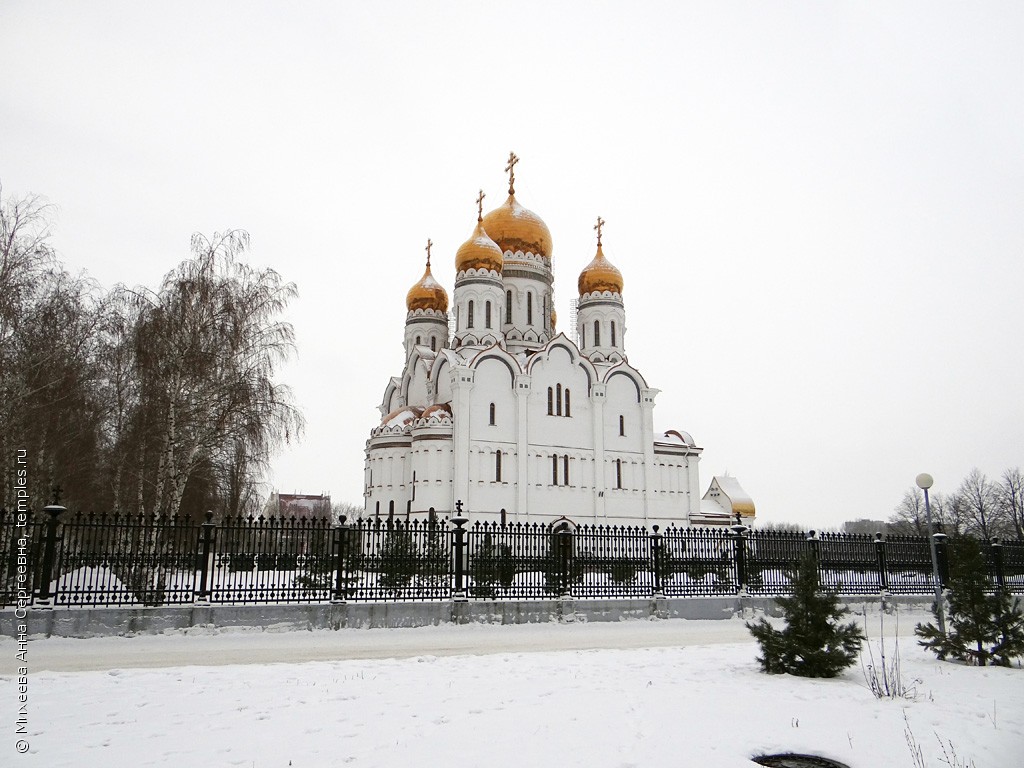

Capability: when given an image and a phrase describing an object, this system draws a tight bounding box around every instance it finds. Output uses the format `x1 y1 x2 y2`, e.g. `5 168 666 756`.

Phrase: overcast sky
2 1 1021 528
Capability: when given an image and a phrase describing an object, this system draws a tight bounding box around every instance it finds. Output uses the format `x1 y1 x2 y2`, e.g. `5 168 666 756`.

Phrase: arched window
563 455 570 485
430 336 436 352
610 321 616 347
619 415 625 436
564 388 571 417
485 301 492 329
495 450 502 482
506 290 512 324
547 387 553 415
594 320 601 346
412 471 417 501
415 335 421 345
467 300 475 328
543 295 548 330
527 293 533 325
489 402 496 425
616 459 622 489
556 384 562 416
551 454 558 485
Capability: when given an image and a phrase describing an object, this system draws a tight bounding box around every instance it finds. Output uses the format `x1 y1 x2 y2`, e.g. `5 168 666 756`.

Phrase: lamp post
916 472 946 635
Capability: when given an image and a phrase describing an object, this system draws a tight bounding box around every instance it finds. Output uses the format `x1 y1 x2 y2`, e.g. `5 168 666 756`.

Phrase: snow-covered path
2 614 1022 768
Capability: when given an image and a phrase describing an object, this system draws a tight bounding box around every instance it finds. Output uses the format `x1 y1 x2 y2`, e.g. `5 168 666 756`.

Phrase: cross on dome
594 216 605 246
505 152 519 195
476 189 485 222
425 238 432 266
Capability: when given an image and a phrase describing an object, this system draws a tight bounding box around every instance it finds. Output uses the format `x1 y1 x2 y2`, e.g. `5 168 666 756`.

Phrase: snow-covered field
2 612 1022 767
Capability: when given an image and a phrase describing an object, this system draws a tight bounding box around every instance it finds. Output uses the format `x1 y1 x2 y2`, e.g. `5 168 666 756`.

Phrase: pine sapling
746 551 864 677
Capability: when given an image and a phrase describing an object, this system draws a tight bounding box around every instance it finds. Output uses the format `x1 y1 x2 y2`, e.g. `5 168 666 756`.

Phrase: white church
364 155 754 529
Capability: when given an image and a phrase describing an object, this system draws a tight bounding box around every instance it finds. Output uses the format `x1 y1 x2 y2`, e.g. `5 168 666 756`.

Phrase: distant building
265 492 331 520
365 156 754 528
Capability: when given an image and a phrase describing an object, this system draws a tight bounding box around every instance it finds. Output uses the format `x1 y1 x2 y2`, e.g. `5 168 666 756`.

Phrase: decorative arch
604 362 648 403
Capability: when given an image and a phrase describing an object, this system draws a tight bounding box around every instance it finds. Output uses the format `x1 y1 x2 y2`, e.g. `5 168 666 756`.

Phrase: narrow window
619 415 625 436
430 336 436 352
581 325 585 348
547 387 554 415
375 501 380 518
616 459 622 489
489 402 496 425
556 384 562 416
485 301 492 329
564 389 571 417
416 335 421 345
552 454 558 485
506 290 512 324
527 293 533 325
563 455 570 485
468 300 475 329
611 321 617 347
594 320 600 346
495 450 502 482
543 295 548 330
412 471 417 501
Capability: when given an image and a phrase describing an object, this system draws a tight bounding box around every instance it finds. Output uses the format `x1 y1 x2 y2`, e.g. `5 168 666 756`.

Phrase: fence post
34 504 66 608
195 511 216 603
557 527 572 598
729 518 749 594
451 505 468 601
651 525 664 597
874 532 888 595
990 538 1005 592
933 532 949 589
332 516 350 603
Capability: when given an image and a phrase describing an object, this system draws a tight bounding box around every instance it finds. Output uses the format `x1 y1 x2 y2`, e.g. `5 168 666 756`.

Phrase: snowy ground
1 612 1022 767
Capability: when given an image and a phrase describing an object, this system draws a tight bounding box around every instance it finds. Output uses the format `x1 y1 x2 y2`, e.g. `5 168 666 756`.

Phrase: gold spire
456 194 504 274
505 151 519 195
578 219 623 296
406 241 449 312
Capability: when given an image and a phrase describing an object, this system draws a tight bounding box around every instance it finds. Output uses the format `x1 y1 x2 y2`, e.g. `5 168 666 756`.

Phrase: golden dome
481 193 552 259
578 244 623 296
406 258 448 312
455 220 504 274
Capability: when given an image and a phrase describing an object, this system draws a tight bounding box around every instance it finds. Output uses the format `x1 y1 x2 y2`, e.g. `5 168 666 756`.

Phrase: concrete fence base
1 594 938 639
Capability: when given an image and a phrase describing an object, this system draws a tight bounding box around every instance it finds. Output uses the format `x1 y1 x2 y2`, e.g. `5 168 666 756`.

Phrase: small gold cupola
577 216 623 296
455 190 504 274
406 239 449 312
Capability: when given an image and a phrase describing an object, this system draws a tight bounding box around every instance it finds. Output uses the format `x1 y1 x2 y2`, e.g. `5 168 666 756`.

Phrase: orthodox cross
505 151 519 195
476 189 485 222
455 499 464 514
425 238 432 267
594 216 605 246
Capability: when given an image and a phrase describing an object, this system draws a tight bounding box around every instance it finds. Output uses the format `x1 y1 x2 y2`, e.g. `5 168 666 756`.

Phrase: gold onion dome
481 193 553 259
406 248 448 312
578 243 624 296
455 219 504 274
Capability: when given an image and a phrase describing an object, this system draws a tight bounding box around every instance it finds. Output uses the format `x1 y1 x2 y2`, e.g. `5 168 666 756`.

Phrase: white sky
2 1 1021 528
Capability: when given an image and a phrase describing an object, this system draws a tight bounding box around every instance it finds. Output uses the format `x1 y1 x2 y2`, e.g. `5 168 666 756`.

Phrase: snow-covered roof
702 476 755 518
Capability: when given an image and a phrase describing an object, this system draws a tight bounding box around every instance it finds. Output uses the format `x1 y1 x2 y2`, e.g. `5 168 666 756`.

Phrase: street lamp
916 472 946 634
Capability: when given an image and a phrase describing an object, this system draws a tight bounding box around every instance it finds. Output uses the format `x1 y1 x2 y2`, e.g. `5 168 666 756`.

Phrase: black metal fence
2 506 1022 609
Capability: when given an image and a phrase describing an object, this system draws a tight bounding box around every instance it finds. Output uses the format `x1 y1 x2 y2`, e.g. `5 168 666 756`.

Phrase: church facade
364 156 751 528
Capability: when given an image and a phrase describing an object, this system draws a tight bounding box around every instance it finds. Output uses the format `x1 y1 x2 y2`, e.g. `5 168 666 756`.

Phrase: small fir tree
916 537 1024 666
746 551 864 677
